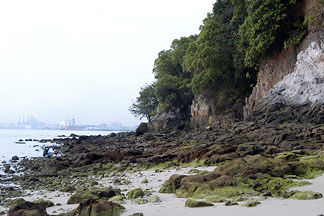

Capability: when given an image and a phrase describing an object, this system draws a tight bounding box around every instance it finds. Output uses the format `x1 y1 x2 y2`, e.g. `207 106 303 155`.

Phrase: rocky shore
1 117 324 215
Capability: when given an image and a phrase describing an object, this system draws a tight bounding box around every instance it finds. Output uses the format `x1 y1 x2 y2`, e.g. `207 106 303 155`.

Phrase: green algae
184 199 213 208
127 188 144 200
290 191 323 200
241 200 261 207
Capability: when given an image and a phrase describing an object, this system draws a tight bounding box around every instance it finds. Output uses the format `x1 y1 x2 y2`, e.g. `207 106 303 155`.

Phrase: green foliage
129 83 158 122
153 36 195 111
131 0 307 119
239 0 305 68
183 0 256 103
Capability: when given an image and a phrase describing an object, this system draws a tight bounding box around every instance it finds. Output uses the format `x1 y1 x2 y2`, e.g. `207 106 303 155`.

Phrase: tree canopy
129 83 158 122
130 0 307 121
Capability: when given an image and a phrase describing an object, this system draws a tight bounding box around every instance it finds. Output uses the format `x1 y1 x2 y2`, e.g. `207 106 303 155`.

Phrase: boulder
11 156 19 161
126 188 144 200
75 199 125 216
136 123 148 136
67 188 121 204
159 174 187 193
184 199 213 208
8 199 48 216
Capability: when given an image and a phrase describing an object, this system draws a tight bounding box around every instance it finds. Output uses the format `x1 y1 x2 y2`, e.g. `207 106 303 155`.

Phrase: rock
143 133 154 141
109 195 125 204
241 200 261 207
11 156 19 161
8 199 49 216
90 181 99 186
205 196 227 203
224 200 238 206
33 199 54 208
290 191 323 200
60 185 76 193
127 188 144 200
67 188 121 204
208 175 235 188
133 198 148 204
145 195 160 203
140 179 149 184
75 199 125 216
159 174 187 193
3 164 10 173
184 199 213 208
129 213 144 216
136 123 148 136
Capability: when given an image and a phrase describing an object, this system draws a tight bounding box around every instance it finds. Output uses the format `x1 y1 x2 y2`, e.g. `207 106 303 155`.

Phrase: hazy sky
0 0 214 126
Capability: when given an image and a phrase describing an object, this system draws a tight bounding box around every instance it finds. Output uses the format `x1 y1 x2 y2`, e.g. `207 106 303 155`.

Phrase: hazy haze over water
0 0 214 125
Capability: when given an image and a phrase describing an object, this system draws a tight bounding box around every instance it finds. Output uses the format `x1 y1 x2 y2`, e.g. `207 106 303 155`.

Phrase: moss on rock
67 187 121 204
159 174 186 193
241 200 261 207
75 199 125 216
184 199 213 208
127 188 144 200
290 191 323 200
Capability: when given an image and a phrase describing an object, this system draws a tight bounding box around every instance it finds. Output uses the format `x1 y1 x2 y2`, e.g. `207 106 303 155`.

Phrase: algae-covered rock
129 213 144 216
290 191 323 200
241 200 261 207
75 199 125 216
4 198 26 208
187 169 200 174
34 199 54 208
224 200 238 206
67 187 121 204
205 196 227 203
140 179 149 184
146 195 160 203
60 185 76 193
159 174 186 193
208 175 235 188
109 195 125 204
133 198 148 204
184 199 213 208
90 181 99 186
8 199 49 216
127 188 144 200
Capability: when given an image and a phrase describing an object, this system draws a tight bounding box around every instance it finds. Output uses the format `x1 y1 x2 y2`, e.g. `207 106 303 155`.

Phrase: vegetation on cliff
131 0 307 121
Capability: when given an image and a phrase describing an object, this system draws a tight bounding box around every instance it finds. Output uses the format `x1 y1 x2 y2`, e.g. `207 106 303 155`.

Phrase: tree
238 0 305 68
129 83 158 122
152 36 196 112
183 0 254 102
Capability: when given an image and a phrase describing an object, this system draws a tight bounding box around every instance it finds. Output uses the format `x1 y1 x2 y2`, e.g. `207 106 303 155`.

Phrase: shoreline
2 165 324 216
2 121 324 215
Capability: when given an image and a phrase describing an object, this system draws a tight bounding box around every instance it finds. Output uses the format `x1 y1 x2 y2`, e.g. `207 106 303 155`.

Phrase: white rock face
265 41 324 105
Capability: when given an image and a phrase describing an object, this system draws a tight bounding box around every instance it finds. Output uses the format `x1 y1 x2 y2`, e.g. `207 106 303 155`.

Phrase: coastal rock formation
250 33 324 123
75 199 125 216
8 199 48 216
244 0 324 119
243 48 297 118
191 93 245 127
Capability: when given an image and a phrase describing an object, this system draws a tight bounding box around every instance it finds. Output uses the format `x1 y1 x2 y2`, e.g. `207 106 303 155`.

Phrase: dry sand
6 166 324 216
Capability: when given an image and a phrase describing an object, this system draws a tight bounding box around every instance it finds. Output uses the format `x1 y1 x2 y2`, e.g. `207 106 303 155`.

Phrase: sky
0 0 214 126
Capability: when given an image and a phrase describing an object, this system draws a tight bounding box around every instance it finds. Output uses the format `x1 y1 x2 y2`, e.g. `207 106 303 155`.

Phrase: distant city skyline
1 114 137 127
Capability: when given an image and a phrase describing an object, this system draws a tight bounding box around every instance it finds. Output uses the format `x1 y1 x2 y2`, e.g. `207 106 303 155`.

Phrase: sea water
0 129 113 162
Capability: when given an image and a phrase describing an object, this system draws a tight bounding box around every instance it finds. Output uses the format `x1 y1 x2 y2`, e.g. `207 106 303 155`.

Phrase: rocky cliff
150 0 324 130
244 0 324 121
250 32 324 124
190 92 244 127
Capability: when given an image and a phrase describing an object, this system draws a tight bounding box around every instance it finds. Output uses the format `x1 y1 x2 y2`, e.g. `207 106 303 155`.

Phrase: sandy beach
4 165 323 216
